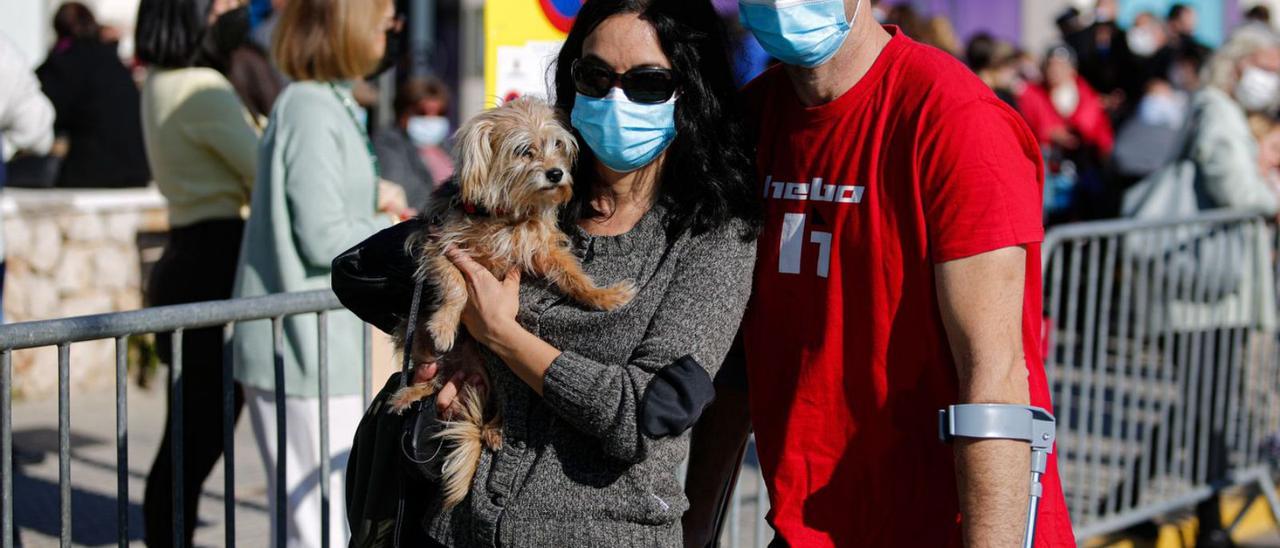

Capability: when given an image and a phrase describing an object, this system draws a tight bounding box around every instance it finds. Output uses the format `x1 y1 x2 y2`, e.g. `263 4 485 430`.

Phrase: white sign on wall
492 40 563 104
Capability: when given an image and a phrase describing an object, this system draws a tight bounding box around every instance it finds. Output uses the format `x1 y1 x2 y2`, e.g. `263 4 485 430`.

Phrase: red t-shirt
741 28 1075 547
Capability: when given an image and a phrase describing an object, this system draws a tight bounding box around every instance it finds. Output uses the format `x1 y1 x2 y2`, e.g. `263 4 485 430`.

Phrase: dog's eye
516 145 534 159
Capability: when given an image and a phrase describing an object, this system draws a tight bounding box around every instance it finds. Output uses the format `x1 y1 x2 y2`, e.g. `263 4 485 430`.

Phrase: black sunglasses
571 58 679 104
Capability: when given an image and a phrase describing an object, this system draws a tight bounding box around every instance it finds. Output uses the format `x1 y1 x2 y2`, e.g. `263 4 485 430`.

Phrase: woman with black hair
336 0 760 545
134 0 261 544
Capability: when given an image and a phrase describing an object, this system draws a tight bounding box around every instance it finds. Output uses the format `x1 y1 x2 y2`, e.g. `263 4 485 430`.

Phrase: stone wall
3 188 169 399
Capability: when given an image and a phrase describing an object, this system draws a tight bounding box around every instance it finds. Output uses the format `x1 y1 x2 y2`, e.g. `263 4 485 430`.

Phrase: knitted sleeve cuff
542 350 599 418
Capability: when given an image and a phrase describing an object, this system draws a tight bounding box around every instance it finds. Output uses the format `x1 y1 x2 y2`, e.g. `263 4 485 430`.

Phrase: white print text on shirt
763 175 866 204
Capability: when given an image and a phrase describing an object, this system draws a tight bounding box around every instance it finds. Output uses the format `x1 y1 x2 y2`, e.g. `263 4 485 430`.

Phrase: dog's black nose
546 168 564 183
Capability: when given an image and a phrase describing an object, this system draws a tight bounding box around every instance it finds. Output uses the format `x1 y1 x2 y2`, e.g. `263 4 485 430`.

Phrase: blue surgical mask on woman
738 0 858 68
570 89 677 173
406 115 450 146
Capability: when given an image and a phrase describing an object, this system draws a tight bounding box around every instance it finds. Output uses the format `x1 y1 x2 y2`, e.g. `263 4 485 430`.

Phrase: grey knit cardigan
425 205 757 547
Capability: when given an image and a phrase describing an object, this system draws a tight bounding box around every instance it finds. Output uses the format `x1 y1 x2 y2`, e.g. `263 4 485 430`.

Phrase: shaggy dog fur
388 97 635 509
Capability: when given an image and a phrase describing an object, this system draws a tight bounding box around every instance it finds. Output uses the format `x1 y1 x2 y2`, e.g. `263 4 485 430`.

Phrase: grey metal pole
171 330 185 548
272 318 287 548
2 350 11 548
1022 449 1049 548
58 343 71 548
222 324 236 548
318 312 330 548
115 336 129 548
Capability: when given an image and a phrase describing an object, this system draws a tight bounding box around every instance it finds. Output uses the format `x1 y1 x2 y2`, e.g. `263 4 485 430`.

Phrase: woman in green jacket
231 0 407 544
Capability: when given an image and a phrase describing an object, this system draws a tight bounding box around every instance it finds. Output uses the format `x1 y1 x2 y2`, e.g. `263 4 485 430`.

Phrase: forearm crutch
938 404 1057 548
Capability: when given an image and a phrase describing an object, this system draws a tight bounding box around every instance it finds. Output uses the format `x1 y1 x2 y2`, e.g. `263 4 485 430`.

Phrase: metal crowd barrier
10 209 1280 547
1042 209 1280 540
0 289 368 548
0 288 772 547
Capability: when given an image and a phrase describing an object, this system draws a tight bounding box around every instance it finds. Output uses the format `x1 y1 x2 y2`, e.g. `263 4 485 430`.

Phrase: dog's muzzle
545 168 565 184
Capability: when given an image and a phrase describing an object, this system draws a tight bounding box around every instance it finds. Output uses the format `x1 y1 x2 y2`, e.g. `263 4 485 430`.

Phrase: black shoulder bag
340 224 447 548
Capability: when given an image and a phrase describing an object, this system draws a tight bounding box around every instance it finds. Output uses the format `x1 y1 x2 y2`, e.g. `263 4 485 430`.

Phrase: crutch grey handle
938 404 1056 548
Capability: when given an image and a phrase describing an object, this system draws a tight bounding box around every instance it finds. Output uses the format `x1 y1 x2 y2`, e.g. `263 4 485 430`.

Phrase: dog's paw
426 317 458 354
587 280 636 311
388 385 434 414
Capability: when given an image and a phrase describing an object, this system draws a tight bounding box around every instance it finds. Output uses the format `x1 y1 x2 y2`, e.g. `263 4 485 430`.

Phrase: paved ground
9 373 272 547
7 369 769 548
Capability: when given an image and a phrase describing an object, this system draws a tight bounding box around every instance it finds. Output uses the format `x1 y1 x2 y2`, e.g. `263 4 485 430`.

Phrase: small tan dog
389 97 635 508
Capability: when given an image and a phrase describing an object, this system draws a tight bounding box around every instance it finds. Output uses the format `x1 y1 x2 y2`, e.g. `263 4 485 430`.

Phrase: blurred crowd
0 0 451 202
887 0 1280 226
0 0 452 545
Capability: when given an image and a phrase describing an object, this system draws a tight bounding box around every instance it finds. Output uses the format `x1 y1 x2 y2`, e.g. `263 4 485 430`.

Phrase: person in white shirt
0 32 55 323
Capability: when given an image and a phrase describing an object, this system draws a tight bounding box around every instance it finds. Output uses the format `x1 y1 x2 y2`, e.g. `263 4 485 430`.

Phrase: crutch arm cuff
938 404 1056 453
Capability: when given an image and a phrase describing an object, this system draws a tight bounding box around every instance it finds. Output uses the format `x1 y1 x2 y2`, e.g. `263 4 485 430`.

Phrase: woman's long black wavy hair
553 0 762 240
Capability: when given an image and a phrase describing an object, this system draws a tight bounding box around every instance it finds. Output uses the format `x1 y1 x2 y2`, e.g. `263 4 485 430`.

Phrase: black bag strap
399 280 425 389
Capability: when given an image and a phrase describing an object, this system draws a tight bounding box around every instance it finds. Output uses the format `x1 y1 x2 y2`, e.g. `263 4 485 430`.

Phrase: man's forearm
954 356 1033 547
955 437 1030 546
682 384 752 548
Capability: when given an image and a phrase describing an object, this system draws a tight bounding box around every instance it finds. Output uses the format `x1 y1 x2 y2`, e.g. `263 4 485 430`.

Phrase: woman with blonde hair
232 0 408 544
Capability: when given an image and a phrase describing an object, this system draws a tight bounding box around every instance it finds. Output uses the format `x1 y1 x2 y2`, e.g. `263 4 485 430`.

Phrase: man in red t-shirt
683 1 1076 546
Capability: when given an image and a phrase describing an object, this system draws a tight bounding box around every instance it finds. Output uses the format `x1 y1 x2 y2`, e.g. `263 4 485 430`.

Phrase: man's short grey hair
1206 25 1280 93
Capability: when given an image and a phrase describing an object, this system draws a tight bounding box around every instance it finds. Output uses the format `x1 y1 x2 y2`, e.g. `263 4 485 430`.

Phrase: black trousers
143 219 246 547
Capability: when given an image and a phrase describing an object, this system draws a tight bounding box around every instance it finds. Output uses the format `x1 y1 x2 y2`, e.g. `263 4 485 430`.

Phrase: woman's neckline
566 203 666 256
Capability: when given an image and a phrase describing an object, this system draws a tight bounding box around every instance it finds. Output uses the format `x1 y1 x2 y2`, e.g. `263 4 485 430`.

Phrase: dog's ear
453 115 494 203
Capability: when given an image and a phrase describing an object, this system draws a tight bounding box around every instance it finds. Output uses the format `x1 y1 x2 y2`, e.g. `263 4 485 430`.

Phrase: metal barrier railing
8 210 1280 547
1042 209 1280 539
0 289 363 548
0 288 771 547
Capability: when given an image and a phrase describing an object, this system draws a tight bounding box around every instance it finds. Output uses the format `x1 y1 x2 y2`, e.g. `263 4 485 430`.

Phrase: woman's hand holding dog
445 246 522 346
445 246 562 395
412 360 486 418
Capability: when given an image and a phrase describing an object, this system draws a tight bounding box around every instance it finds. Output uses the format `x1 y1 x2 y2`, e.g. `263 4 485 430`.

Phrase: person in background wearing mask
1018 45 1115 221
36 2 150 188
372 76 453 210
684 0 1077 545
233 0 408 543
1192 25 1280 216
134 0 263 542
1127 11 1169 85
1066 0 1138 118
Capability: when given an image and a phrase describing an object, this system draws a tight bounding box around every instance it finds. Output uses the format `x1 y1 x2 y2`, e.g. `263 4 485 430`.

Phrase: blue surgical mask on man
738 0 858 68
570 88 677 173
